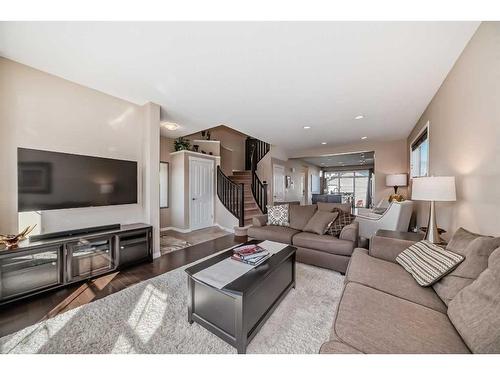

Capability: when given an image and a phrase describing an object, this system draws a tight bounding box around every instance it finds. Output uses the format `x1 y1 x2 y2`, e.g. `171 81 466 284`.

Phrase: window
324 170 371 208
411 126 429 178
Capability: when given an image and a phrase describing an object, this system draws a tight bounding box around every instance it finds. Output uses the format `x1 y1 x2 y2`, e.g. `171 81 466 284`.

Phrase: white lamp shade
411 176 456 201
386 173 407 187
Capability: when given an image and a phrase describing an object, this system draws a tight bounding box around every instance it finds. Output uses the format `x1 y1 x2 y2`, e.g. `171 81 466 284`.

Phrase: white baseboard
215 223 235 233
160 226 192 233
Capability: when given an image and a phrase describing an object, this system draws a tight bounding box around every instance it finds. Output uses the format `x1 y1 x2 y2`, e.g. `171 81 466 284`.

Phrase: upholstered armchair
356 199 391 217
355 200 414 240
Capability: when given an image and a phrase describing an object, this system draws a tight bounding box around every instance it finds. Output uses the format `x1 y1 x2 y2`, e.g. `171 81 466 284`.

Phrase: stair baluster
217 166 245 227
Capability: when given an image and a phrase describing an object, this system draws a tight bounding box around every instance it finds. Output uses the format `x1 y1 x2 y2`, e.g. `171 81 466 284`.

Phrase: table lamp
411 176 456 244
386 173 407 202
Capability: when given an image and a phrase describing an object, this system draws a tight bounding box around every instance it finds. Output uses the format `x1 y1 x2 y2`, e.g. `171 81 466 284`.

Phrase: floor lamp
411 176 456 244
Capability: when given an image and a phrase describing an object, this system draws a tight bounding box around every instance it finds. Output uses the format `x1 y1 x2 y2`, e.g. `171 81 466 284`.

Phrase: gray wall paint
407 22 500 237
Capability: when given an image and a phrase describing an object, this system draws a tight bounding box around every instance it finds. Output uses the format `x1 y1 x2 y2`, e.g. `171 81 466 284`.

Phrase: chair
355 200 414 240
356 199 390 217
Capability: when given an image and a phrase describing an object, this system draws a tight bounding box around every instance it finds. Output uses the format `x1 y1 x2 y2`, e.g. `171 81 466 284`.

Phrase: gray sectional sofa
247 202 358 273
320 229 500 354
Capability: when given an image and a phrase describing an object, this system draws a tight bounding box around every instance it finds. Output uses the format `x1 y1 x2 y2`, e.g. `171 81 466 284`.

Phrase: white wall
0 58 160 255
142 102 161 257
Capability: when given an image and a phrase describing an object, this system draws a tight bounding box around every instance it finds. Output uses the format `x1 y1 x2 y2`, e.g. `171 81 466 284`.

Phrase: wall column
142 102 161 258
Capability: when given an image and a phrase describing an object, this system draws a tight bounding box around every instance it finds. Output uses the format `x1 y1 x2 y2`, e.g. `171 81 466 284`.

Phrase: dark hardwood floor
0 234 247 338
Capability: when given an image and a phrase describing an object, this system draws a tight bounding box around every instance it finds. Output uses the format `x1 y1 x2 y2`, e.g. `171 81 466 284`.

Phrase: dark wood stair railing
251 168 268 214
216 166 245 227
249 138 270 214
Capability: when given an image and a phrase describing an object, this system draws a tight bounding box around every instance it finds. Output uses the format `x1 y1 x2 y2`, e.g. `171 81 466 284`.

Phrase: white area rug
0 259 344 354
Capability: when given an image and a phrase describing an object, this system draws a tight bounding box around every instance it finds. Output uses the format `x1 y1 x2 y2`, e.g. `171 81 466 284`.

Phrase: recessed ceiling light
355 115 364 120
321 142 327 145
161 122 180 130
361 136 368 140
303 126 311 129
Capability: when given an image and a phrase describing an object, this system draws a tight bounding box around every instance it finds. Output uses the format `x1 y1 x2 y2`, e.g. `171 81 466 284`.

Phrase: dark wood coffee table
185 240 296 354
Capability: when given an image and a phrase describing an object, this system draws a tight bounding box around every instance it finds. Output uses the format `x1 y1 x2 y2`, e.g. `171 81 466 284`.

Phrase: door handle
192 198 196 201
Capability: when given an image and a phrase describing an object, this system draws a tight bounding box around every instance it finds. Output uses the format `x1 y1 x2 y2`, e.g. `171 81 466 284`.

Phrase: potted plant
174 137 191 151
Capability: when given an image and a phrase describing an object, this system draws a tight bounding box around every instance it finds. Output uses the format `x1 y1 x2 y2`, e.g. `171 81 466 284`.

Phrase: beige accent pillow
317 202 351 213
289 204 317 231
447 246 500 353
303 211 339 235
446 227 486 253
433 236 500 305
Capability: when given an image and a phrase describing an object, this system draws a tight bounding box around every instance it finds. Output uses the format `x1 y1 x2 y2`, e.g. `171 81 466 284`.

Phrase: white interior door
299 171 306 205
189 157 214 230
273 164 285 202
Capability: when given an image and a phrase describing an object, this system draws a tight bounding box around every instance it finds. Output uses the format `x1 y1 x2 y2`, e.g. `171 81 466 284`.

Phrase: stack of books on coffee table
231 244 270 266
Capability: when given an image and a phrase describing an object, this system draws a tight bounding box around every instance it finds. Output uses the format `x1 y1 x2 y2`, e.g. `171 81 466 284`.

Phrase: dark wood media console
0 223 153 306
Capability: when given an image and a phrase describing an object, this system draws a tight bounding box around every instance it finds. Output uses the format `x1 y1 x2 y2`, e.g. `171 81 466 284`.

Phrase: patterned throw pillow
327 209 356 237
396 240 465 287
266 204 289 226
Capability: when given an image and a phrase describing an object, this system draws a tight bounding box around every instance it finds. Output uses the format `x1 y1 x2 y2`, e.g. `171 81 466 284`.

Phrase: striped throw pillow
396 240 465 287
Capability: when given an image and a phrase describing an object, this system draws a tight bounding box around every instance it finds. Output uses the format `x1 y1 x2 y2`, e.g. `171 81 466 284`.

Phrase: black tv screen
18 148 138 212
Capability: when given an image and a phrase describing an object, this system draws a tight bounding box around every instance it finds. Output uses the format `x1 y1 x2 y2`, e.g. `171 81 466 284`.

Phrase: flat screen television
18 148 138 212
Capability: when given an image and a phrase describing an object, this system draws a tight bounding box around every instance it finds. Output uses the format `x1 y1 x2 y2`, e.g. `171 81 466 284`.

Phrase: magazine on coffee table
231 244 270 265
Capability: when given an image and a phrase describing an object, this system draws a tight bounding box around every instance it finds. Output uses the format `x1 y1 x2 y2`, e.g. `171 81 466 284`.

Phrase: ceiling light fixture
161 122 180 131
355 115 364 120
361 136 368 140
303 126 311 129
321 142 327 145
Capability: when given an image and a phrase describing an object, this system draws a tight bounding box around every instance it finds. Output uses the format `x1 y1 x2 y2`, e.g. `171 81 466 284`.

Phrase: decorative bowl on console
0 225 37 249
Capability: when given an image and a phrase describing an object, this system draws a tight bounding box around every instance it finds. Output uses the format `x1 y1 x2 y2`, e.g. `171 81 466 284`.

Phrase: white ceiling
0 22 479 152
299 151 375 168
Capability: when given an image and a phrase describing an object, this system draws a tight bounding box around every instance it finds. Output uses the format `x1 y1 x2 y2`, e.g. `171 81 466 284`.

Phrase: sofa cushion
447 247 500 353
396 240 464 286
289 204 317 231
339 222 359 244
296 248 350 273
433 236 500 305
303 211 338 235
266 204 289 226
247 225 299 244
293 232 355 256
446 227 486 253
317 202 351 213
251 214 268 227
319 340 363 354
346 249 447 312
332 282 470 353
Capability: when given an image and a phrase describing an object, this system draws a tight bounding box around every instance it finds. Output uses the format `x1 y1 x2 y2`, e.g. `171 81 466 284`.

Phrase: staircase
228 170 262 226
216 137 270 228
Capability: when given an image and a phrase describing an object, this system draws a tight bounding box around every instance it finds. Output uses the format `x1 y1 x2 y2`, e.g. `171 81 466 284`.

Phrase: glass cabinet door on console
0 247 62 301
66 236 115 282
